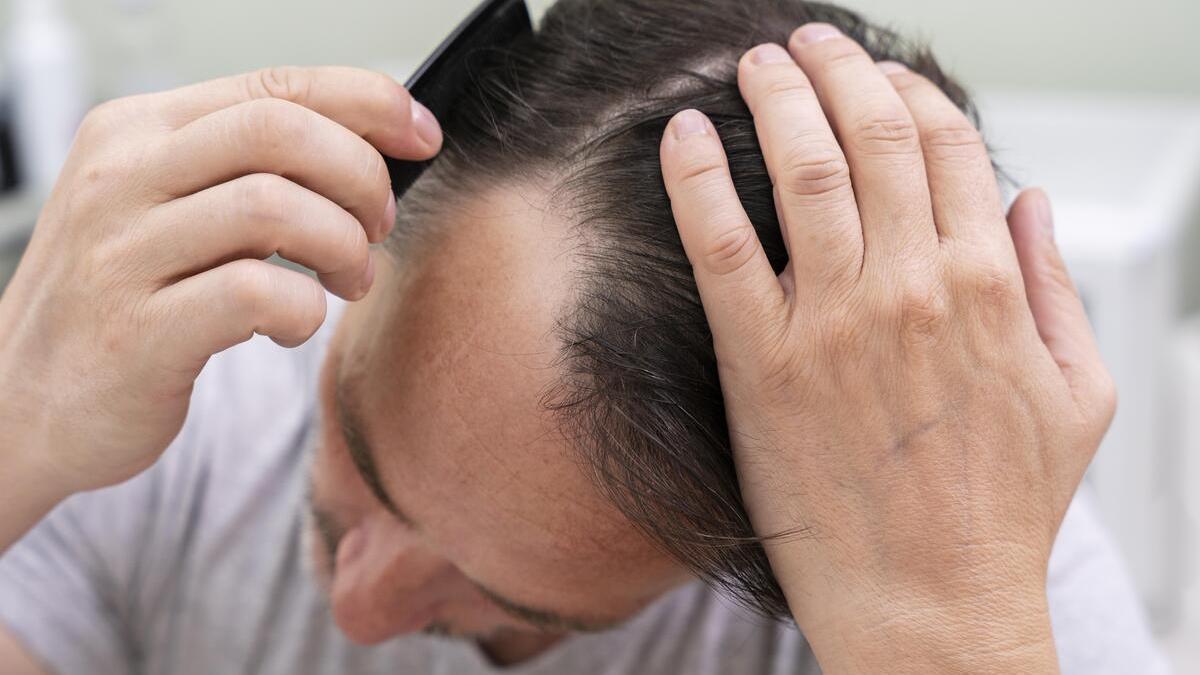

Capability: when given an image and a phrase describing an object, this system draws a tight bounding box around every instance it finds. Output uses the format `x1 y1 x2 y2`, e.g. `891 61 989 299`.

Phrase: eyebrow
472 581 620 634
334 376 417 528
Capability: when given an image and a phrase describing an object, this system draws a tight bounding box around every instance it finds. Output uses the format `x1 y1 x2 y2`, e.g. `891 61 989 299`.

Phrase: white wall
842 0 1200 98
1 0 1197 102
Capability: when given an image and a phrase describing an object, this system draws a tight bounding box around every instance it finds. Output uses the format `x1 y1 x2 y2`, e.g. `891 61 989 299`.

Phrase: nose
329 516 449 644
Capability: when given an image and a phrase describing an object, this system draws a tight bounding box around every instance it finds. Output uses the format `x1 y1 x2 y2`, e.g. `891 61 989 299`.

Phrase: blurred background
1 0 1198 669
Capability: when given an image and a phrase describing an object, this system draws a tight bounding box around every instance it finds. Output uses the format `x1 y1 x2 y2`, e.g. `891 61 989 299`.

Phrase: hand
659 24 1113 674
0 67 441 505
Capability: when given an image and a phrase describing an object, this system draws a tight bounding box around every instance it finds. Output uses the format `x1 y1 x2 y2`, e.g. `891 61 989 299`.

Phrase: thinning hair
390 0 979 619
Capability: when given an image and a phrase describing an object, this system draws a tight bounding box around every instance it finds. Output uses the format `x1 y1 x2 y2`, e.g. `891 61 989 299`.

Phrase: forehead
341 185 680 610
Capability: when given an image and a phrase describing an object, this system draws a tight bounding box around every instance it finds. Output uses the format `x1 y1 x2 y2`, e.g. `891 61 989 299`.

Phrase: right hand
0 67 442 495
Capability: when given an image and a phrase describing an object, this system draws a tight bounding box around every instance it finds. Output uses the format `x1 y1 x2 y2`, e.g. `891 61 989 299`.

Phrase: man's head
307 0 979 645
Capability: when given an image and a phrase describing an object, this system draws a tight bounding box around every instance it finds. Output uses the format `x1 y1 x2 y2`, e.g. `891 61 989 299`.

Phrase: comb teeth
386 0 534 201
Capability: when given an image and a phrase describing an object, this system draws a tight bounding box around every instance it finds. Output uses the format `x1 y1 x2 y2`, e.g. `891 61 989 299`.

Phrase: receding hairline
378 0 984 620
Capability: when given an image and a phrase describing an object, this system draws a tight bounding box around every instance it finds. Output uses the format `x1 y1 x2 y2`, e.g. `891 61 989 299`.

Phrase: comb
386 0 533 200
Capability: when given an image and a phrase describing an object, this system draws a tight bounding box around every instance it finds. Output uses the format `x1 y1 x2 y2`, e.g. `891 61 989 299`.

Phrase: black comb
386 0 533 200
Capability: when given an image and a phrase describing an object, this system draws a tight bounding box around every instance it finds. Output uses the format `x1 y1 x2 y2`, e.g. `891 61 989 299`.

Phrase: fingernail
673 110 711 141
360 253 376 297
749 43 792 65
382 192 397 237
877 61 908 75
794 23 843 45
338 528 367 568
411 101 442 149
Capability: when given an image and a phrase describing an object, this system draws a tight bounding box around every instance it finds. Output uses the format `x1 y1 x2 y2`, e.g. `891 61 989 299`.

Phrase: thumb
1009 188 1115 420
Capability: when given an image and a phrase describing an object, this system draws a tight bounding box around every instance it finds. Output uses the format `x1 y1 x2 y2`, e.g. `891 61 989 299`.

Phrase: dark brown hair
392 0 978 619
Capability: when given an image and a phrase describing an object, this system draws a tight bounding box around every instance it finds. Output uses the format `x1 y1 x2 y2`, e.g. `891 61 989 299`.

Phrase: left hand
658 23 1114 675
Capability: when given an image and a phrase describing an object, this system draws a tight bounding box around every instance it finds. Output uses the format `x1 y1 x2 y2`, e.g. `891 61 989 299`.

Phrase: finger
160 98 395 243
151 66 442 160
1008 189 1107 400
737 43 863 289
880 63 1014 262
146 173 372 301
152 259 329 362
660 110 788 358
787 24 938 270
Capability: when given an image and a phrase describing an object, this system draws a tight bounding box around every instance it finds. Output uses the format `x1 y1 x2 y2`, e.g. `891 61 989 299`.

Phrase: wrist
0 432 75 555
790 571 1059 675
0 359 77 553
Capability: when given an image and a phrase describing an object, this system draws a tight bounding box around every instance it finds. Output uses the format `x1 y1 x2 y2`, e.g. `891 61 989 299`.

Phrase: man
0 1 1170 673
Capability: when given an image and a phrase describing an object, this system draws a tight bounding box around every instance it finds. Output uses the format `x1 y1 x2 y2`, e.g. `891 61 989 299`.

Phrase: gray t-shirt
0 299 1170 675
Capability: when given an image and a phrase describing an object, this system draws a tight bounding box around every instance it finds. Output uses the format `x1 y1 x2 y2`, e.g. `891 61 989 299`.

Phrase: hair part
390 0 980 619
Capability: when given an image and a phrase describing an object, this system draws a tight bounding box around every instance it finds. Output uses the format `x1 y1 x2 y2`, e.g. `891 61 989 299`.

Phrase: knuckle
778 143 851 199
336 217 370 272
895 280 949 341
228 261 274 318
76 96 152 150
710 309 805 402
85 97 124 121
885 68 921 91
760 75 814 103
701 224 761 277
921 123 986 164
78 99 122 140
75 151 133 199
850 110 921 157
816 303 869 363
305 276 328 315
90 228 159 289
250 66 313 103
965 262 1023 309
240 98 310 154
363 148 390 195
674 150 728 187
237 173 291 225
757 337 809 399
367 70 411 118
289 277 328 339
81 236 121 279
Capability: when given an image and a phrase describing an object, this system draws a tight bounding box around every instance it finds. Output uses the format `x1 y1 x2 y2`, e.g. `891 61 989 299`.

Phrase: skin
306 184 690 658
0 21 1113 675
659 25 1113 673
